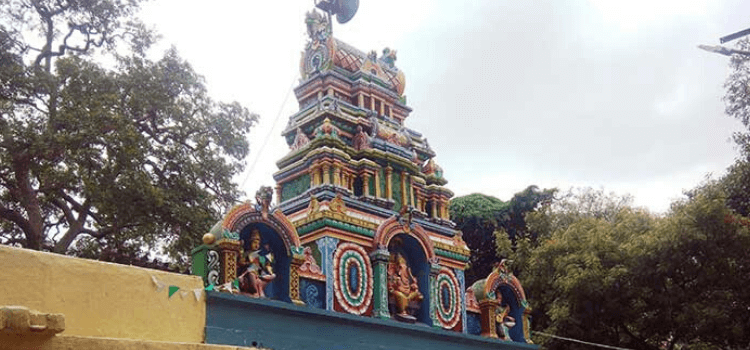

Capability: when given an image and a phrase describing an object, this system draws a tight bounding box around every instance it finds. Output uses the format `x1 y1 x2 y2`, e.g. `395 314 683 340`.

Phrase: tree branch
0 204 33 237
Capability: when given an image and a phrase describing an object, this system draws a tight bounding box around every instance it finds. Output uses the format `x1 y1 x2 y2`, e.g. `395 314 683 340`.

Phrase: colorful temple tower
191 5 536 349
270 9 470 329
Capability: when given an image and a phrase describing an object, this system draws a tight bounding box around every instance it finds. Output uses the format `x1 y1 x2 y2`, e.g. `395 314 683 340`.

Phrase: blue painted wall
205 292 538 350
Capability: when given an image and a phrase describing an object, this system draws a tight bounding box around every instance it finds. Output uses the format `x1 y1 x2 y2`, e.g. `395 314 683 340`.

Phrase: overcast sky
141 0 748 213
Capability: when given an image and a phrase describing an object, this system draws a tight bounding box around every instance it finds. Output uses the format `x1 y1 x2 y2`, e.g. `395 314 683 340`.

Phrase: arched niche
222 203 301 255
372 216 435 261
373 215 436 325
217 202 305 304
238 223 291 302
480 265 531 343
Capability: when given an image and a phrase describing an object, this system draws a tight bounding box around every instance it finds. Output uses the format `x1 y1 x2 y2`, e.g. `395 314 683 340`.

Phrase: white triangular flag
151 275 166 292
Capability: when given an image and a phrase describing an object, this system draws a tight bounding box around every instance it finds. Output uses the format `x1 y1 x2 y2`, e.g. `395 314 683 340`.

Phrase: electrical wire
240 73 298 190
533 331 635 350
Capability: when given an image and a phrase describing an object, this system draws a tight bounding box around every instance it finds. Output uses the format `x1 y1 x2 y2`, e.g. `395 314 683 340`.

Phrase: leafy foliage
0 0 257 267
520 186 750 350
449 185 555 284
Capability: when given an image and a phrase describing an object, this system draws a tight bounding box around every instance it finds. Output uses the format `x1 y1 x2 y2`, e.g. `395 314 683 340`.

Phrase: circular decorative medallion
333 242 373 315
435 268 460 329
304 45 330 75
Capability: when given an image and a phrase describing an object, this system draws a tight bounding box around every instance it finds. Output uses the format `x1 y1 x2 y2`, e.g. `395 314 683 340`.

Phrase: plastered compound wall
0 245 206 343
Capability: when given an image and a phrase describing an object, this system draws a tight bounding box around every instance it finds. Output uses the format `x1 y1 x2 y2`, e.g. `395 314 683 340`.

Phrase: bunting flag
168 285 180 298
152 275 166 293
150 275 205 301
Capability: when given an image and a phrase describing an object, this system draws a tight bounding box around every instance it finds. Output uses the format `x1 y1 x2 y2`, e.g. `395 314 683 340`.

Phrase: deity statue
239 229 276 298
352 125 371 151
387 253 423 320
496 304 514 340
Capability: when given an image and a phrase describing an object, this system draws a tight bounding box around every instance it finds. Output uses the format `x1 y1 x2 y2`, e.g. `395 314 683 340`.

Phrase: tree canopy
449 185 555 284
515 186 750 350
0 0 257 266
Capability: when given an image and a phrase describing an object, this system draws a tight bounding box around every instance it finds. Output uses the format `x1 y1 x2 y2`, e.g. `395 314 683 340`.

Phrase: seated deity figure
496 304 515 340
239 229 276 297
387 253 423 319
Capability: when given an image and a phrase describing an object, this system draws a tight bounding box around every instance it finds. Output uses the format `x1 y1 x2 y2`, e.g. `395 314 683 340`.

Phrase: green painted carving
379 169 386 198
406 179 412 207
370 249 391 319
368 175 376 196
223 229 240 240
281 174 311 202
297 218 375 237
392 172 402 211
435 249 470 262
307 242 322 266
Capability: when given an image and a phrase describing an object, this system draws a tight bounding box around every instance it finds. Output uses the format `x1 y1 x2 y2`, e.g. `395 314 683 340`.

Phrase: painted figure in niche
239 229 276 297
496 304 515 341
387 252 423 320
352 125 370 151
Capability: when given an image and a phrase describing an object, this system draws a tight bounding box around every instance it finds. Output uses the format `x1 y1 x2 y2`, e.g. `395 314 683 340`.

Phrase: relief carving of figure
352 125 371 151
387 252 423 320
239 229 276 298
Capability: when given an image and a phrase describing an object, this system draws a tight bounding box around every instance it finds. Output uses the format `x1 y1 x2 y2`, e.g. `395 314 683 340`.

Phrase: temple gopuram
190 4 538 350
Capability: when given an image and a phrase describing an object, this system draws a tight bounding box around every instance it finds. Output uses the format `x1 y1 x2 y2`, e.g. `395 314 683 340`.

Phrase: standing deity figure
239 229 276 298
387 253 423 319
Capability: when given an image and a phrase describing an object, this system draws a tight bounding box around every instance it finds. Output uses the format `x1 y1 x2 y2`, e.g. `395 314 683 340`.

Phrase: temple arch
221 202 301 255
372 215 435 260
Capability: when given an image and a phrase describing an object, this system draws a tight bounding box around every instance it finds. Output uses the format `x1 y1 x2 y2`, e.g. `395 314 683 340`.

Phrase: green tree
0 0 257 266
449 192 508 284
449 185 555 284
522 186 750 350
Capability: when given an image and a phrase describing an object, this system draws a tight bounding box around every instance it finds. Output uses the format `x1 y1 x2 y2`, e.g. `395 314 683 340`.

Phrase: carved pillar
217 239 241 285
400 172 408 207
322 164 331 184
275 184 282 205
379 100 384 116
290 246 306 305
479 299 501 338
317 237 339 311
332 165 341 187
431 199 437 218
307 164 316 188
374 169 382 198
370 96 375 111
523 304 533 343
409 180 416 208
385 166 393 200
429 262 441 327
362 173 370 197
358 94 364 108
456 268 467 333
370 248 391 319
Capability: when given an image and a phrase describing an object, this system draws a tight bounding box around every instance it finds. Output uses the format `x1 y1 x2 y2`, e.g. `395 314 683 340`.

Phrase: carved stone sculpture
239 229 276 298
387 253 423 321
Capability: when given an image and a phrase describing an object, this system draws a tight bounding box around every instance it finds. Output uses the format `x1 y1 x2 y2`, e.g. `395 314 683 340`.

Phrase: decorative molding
332 242 373 315
434 268 461 330
299 246 326 281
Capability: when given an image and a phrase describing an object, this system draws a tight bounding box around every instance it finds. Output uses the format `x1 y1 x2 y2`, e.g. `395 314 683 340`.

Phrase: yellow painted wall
0 335 257 350
0 245 206 343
